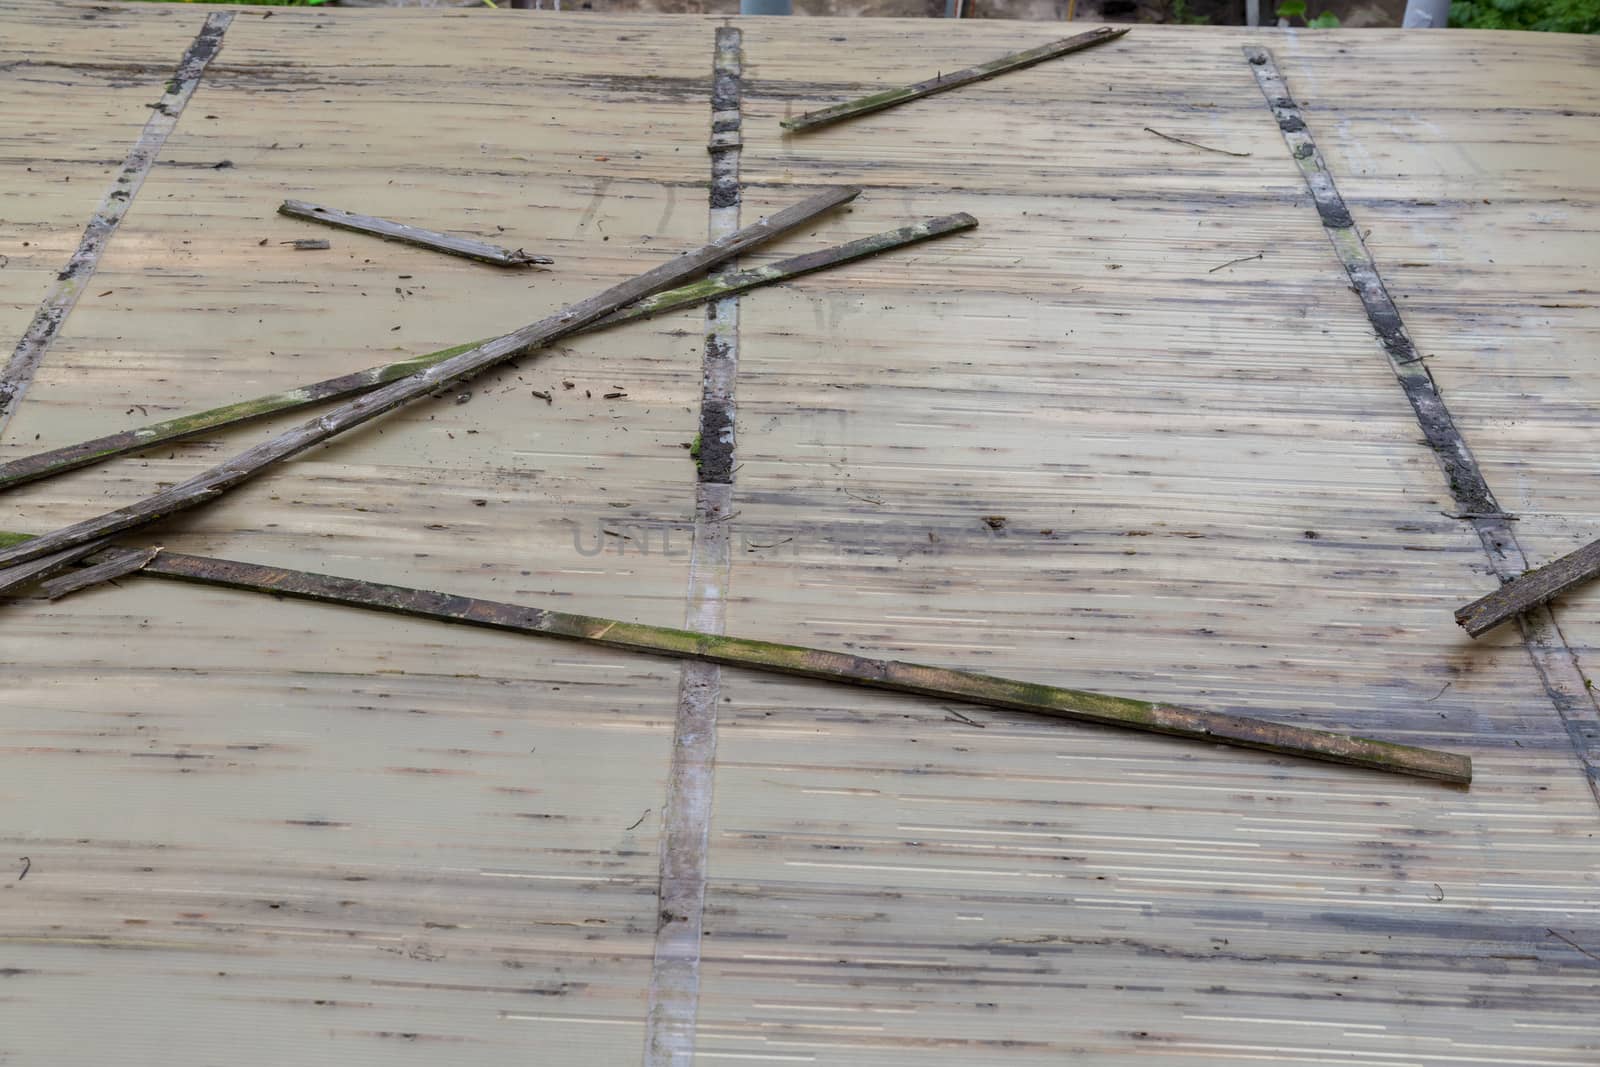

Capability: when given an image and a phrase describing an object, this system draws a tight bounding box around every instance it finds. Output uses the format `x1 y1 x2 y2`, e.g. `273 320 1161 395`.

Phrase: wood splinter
1455 536 1600 638
781 26 1129 134
8 533 1470 786
0 538 114 597
40 546 161 600
279 200 554 267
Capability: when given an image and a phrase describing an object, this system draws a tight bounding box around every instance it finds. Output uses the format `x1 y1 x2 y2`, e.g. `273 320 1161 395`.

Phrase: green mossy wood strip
279 200 554 267
0 187 861 578
1 529 1469 786
0 213 974 494
1456 536 1600 638
780 27 1129 134
153 552 1474 785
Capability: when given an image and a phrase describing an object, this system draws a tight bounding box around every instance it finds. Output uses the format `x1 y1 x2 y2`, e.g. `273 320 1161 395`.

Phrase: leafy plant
1276 0 1341 25
1169 0 1211 24
1450 0 1600 32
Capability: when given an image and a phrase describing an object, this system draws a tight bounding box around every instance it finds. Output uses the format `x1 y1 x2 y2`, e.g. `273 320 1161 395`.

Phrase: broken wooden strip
0 538 115 597
780 26 1128 134
1456 536 1600 638
41 546 161 600
278 200 553 267
100 548 1465 784
0 186 860 577
0 212 972 493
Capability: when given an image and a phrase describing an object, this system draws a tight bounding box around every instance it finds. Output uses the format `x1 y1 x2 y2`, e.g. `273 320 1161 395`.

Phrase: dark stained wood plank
1456 536 1600 638
1245 43 1600 806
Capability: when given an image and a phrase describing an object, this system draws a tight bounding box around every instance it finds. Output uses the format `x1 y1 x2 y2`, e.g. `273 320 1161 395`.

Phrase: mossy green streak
0 214 976 493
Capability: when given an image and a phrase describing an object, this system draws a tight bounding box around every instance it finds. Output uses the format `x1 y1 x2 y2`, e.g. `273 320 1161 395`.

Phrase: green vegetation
1450 0 1600 32
1276 0 1341 27
155 0 330 5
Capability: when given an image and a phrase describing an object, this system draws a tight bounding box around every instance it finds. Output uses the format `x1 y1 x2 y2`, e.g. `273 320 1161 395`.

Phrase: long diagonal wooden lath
0 532 1470 786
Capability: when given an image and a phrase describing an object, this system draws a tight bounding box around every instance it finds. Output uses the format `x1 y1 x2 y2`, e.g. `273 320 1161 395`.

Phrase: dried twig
0 187 861 578
279 200 553 267
783 27 1128 134
1144 126 1252 158
1547 928 1600 963
0 214 975 494
1208 252 1264 273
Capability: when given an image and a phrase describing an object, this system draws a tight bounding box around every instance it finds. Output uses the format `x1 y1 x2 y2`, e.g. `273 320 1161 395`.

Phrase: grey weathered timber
279 200 554 266
14 535 1469 785
1456 536 1600 638
780 27 1128 133
40 546 161 600
0 212 973 493
0 186 861 577
0 538 113 597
